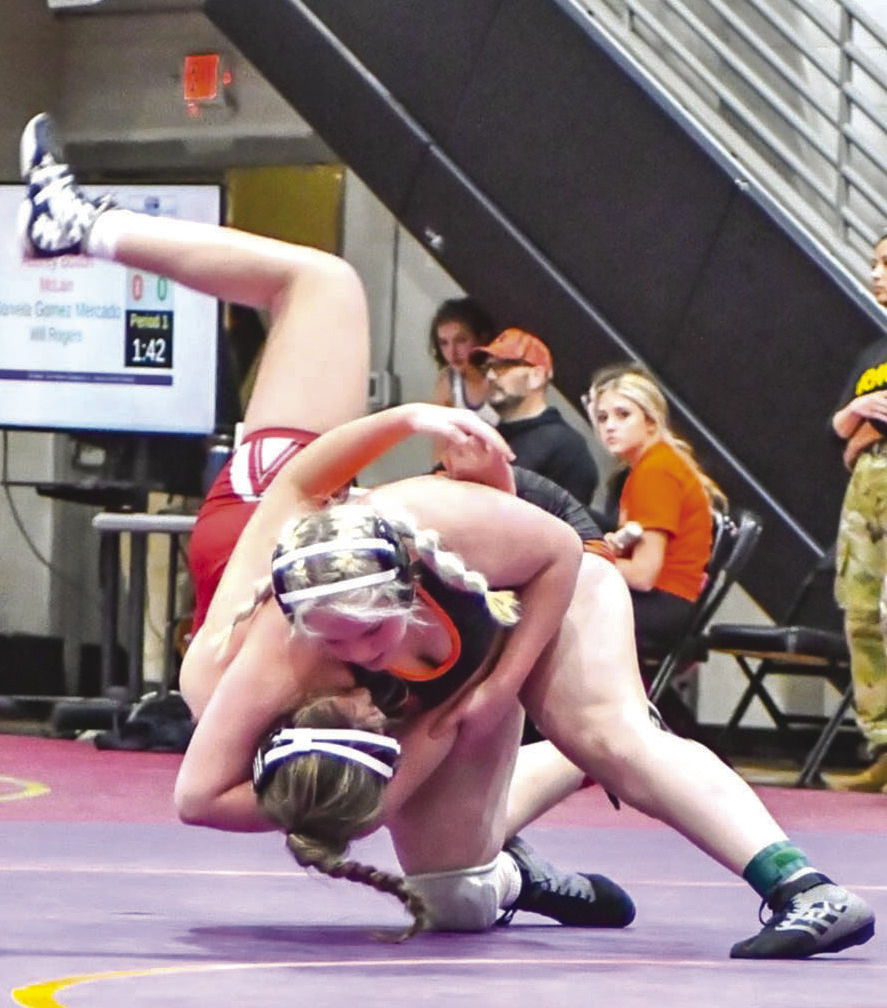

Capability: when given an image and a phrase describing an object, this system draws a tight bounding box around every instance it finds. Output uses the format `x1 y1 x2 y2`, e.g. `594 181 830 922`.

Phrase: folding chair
646 509 764 711
704 546 858 786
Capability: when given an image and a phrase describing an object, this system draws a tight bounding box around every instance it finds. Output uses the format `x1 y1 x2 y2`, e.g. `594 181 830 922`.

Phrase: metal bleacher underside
204 0 887 617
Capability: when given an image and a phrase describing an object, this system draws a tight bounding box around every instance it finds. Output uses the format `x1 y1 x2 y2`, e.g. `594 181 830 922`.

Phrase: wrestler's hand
428 666 523 740
440 436 517 494
406 403 514 461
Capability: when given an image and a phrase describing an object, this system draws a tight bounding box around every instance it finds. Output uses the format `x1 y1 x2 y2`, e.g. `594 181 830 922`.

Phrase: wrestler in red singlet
188 427 318 632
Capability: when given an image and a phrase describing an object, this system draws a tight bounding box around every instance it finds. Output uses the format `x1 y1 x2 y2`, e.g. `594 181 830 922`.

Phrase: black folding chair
646 509 764 715
704 546 858 786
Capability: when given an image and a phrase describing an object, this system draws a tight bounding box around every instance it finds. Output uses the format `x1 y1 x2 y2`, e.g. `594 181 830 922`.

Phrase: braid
285 833 430 940
211 576 274 660
235 576 275 627
259 696 429 940
385 511 519 627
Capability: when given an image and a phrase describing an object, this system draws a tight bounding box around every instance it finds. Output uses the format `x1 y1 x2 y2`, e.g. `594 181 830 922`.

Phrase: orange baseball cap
470 328 553 373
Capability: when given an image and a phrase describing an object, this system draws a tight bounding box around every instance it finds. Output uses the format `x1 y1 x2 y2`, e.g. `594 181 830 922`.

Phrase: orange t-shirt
619 440 712 601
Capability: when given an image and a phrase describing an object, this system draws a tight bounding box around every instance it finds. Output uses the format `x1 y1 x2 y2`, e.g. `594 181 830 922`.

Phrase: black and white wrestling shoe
19 112 115 258
500 835 636 928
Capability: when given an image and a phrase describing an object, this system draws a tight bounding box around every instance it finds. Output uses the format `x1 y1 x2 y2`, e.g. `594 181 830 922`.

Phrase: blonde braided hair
213 500 520 658
285 833 429 941
211 577 274 661
382 508 520 627
275 502 520 630
258 696 429 940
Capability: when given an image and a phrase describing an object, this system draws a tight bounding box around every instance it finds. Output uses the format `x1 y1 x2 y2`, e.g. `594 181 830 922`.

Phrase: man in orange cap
470 328 598 504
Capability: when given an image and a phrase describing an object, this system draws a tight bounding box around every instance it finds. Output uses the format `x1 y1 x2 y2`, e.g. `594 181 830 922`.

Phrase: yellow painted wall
225 165 344 252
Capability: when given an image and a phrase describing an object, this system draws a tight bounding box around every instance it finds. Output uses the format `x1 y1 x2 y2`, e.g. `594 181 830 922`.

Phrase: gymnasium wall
205 0 887 617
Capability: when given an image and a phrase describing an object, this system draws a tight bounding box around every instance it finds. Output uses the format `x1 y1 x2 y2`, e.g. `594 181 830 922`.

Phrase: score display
125 272 174 368
0 184 221 435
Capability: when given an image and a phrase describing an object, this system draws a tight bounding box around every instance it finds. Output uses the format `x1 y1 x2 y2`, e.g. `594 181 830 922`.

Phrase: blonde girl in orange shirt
585 365 725 657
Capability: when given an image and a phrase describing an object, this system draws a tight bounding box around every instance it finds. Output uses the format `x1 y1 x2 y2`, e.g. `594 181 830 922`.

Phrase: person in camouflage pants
830 231 887 791
835 447 887 766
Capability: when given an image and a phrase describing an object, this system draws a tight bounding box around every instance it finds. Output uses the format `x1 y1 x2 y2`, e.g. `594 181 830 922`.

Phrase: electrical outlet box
368 370 401 411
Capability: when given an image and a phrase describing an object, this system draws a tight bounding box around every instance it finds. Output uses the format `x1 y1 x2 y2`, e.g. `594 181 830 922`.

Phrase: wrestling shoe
500 835 636 927
18 112 114 258
730 872 875 959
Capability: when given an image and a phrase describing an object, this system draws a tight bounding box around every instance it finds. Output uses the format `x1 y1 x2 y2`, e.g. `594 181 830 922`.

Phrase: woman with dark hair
429 296 499 426
19 112 874 960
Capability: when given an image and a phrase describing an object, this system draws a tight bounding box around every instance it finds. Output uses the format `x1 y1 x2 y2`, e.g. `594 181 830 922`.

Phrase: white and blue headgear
271 512 414 620
252 727 401 794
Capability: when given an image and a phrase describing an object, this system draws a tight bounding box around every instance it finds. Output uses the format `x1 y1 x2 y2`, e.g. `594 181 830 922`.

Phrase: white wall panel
56 9 331 168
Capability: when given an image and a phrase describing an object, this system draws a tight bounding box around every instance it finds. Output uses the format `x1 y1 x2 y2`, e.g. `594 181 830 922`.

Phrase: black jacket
497 407 598 504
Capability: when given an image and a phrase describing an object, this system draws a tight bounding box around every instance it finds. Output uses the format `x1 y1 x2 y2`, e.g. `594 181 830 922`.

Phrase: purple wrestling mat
0 736 884 1007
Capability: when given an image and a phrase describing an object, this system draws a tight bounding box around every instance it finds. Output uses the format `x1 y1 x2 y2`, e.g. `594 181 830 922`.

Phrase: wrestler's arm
197 403 515 638
269 401 513 500
369 477 583 733
174 605 314 831
438 436 517 494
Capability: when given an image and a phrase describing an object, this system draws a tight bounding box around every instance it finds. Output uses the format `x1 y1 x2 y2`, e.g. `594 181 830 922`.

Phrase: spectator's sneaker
823 752 887 793
730 872 875 959
500 835 635 927
18 112 114 258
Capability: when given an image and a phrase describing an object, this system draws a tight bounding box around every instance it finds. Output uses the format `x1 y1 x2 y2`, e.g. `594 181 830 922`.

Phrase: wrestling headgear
271 511 414 619
252 727 401 793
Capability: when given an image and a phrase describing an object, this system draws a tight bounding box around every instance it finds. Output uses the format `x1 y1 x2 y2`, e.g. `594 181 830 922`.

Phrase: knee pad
405 858 502 932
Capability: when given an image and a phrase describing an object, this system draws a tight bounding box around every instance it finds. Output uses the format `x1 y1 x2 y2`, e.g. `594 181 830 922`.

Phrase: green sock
742 841 812 899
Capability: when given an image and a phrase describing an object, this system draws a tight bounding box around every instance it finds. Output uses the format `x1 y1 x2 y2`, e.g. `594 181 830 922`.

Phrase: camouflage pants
835 445 887 755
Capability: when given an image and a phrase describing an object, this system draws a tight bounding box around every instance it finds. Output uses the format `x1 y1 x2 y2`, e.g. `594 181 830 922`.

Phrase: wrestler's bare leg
506 741 585 837
386 702 524 874
92 211 369 437
385 699 634 931
519 553 786 874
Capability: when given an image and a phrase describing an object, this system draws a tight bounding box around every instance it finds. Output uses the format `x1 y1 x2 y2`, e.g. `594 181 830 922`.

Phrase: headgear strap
271 537 398 569
252 727 401 794
272 535 411 614
276 569 398 606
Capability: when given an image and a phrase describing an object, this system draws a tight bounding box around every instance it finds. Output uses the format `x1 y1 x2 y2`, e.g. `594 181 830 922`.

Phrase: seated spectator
584 364 725 659
429 297 499 426
471 329 598 504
